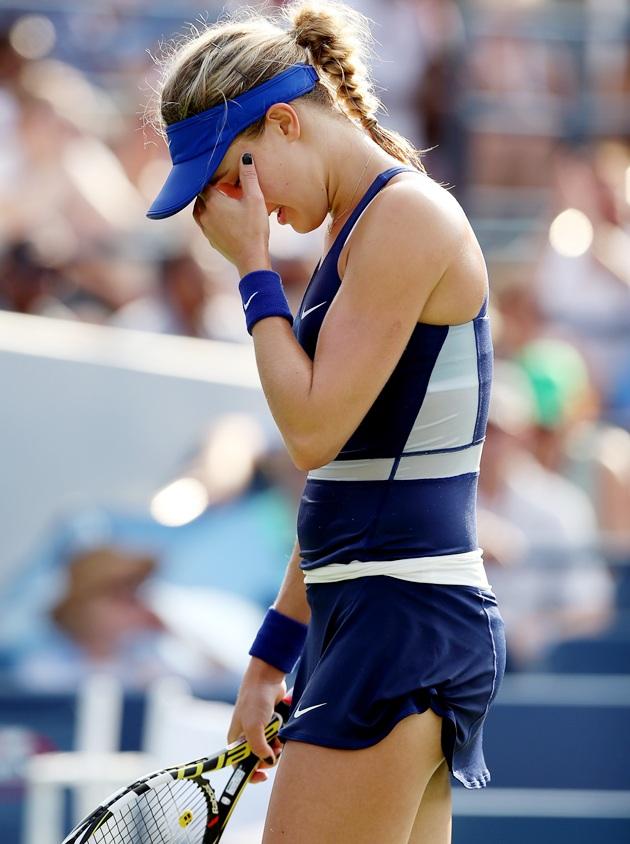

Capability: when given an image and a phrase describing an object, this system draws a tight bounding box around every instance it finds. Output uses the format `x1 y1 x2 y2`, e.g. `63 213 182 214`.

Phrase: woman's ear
266 102 301 140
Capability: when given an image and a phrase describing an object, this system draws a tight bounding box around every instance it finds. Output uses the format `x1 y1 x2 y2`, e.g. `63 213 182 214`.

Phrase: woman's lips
269 205 288 225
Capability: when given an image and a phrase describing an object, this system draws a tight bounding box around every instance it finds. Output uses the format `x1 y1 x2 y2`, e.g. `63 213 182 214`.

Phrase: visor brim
146 147 226 220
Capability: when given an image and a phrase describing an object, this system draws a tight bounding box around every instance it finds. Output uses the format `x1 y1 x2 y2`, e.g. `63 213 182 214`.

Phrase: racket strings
89 779 210 844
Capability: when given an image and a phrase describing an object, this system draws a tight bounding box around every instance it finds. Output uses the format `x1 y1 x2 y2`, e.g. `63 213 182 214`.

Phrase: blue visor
147 63 319 220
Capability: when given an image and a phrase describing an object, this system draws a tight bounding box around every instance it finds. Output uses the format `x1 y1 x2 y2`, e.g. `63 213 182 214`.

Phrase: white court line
496 674 630 707
453 789 630 818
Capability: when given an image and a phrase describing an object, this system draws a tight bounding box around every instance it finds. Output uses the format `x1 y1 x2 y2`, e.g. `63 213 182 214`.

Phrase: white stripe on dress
307 441 483 482
402 322 480 452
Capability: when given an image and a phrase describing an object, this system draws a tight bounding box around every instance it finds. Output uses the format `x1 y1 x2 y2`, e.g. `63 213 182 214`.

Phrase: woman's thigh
263 709 445 844
408 758 452 844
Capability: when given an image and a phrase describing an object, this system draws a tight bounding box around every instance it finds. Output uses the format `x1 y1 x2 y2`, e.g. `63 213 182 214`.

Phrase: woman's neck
324 125 400 234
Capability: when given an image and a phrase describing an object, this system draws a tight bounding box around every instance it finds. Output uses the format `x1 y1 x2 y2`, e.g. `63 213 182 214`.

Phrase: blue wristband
238 270 293 335
249 607 308 674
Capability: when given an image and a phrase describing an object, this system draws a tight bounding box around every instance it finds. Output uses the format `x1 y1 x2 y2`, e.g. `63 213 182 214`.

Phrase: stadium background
0 0 629 841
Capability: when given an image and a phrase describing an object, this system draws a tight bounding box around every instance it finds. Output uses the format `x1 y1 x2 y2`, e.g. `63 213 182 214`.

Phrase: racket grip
274 693 292 723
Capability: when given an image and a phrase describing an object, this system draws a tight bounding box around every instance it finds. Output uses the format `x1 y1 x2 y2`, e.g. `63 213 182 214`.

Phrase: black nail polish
265 756 275 765
242 153 253 165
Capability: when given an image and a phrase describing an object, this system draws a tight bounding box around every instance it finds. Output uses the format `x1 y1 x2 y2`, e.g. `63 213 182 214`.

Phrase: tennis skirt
278 576 506 789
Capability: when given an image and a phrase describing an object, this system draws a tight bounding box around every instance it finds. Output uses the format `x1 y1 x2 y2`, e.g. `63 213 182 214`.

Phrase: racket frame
62 701 289 844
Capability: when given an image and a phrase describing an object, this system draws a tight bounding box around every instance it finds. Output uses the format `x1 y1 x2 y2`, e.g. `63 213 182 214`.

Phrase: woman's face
205 102 330 233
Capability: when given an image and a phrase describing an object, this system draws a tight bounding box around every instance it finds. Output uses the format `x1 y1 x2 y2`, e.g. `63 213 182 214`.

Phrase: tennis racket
61 696 291 844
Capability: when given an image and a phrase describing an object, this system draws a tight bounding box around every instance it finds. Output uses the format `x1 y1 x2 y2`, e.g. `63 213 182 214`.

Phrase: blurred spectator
478 361 616 670
41 547 164 687
0 545 164 690
516 340 630 528
491 274 547 360
0 413 302 691
411 0 467 185
109 251 224 338
516 338 597 474
0 236 138 323
50 548 160 652
0 540 264 694
0 240 71 318
516 337 630 597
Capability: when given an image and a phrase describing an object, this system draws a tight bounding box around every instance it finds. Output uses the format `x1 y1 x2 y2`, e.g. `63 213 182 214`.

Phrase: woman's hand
193 153 272 276
228 657 287 784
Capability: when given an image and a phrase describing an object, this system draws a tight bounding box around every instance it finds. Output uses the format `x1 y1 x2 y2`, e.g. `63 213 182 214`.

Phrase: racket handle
274 693 292 722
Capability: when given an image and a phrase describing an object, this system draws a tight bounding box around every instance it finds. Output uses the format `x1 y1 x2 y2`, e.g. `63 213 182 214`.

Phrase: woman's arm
227 537 307 778
246 535 309 682
271 536 310 625
246 183 465 471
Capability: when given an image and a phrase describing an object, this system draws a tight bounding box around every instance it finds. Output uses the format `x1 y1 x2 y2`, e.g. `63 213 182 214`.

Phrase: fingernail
265 756 275 765
242 153 253 165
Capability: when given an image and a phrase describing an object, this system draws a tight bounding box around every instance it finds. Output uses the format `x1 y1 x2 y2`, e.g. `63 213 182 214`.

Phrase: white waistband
303 548 491 588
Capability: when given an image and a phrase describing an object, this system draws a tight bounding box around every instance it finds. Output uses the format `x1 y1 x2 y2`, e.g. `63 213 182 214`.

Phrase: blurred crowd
1 0 630 694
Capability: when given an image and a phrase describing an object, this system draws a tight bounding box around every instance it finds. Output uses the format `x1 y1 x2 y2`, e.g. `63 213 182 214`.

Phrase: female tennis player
146 2 506 841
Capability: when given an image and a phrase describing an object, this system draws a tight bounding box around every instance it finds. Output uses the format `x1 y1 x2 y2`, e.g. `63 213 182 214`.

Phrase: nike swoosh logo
301 301 327 319
294 702 327 718
244 291 259 311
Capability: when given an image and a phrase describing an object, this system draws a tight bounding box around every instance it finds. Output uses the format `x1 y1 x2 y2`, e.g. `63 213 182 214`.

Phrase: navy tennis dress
278 165 506 789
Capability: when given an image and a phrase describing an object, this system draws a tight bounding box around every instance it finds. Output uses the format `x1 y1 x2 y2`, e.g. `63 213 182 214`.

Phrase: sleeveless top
293 165 493 588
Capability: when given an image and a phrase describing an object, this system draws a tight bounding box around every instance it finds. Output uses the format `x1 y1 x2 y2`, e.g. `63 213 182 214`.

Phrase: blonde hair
151 0 427 173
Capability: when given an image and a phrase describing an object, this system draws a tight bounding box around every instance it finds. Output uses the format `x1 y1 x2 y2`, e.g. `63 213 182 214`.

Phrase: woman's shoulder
385 172 486 267
341 170 488 324
340 170 465 268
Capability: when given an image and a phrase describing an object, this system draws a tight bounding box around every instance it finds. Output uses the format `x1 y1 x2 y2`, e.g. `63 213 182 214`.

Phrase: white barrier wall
0 311 273 586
